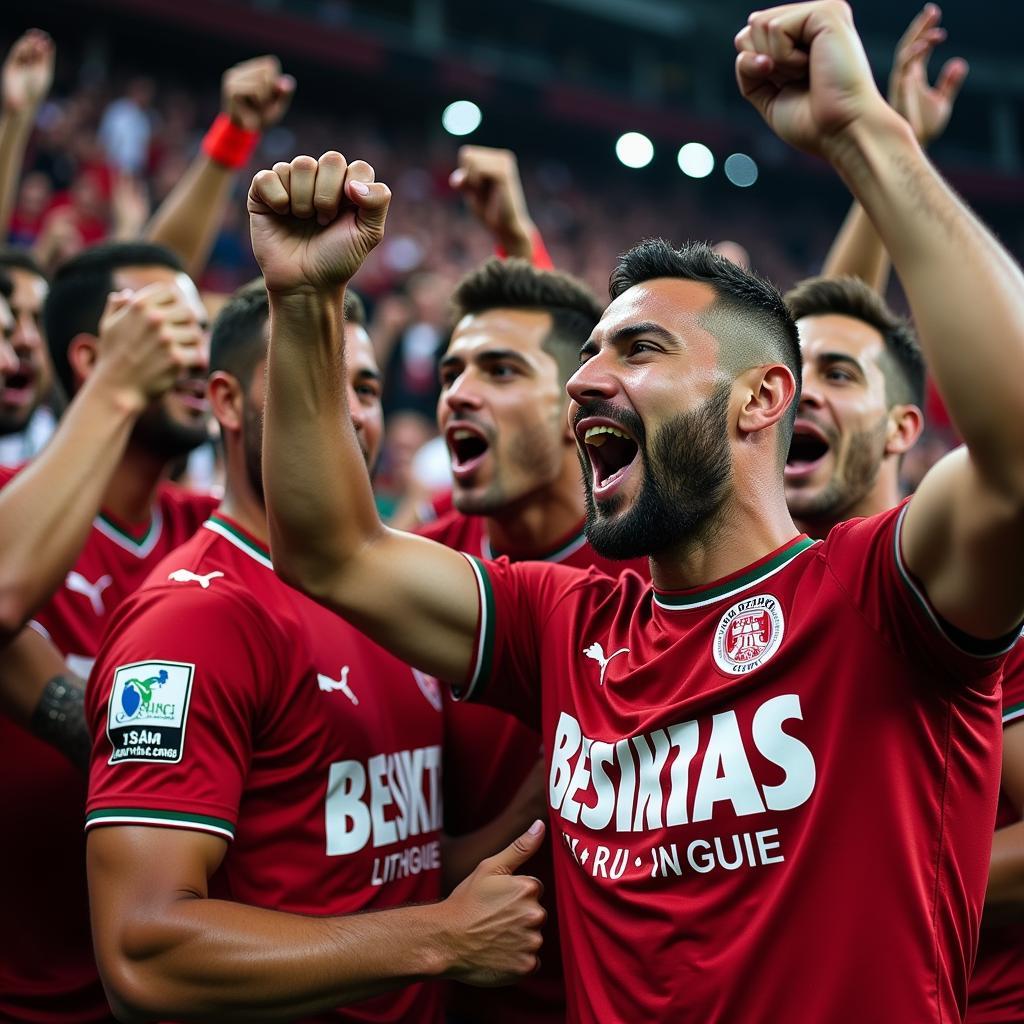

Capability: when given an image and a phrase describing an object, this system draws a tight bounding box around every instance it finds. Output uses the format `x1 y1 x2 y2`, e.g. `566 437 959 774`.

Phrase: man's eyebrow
354 366 382 382
441 348 532 369
610 322 678 345
816 351 867 375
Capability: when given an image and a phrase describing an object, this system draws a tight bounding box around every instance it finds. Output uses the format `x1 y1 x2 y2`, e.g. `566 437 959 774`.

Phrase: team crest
713 595 785 675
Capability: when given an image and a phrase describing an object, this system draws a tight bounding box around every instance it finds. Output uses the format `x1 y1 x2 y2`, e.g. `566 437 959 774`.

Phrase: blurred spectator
98 76 154 174
8 170 50 246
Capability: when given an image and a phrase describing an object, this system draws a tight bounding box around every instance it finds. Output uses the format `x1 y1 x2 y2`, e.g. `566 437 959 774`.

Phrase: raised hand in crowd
110 173 150 241
221 53 296 133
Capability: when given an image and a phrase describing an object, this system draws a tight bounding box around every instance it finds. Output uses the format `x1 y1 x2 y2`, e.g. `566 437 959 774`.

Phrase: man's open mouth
172 378 209 414
579 419 640 500
0 363 36 406
446 423 490 480
786 421 831 476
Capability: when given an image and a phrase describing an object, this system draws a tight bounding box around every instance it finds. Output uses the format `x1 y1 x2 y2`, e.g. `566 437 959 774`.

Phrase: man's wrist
83 369 148 420
202 113 260 170
823 105 918 184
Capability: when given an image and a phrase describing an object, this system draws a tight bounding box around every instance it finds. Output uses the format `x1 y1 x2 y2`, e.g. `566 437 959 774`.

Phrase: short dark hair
451 257 603 386
0 248 47 281
610 239 802 436
43 241 184 396
784 275 925 409
210 279 369 384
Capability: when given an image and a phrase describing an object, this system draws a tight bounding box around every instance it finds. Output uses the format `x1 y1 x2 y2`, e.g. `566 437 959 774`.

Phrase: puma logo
583 641 629 686
318 665 359 705
167 569 224 589
66 571 113 616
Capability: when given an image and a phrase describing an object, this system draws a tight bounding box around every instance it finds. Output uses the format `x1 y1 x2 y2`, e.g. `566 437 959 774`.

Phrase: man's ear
66 333 99 391
736 363 797 437
885 404 924 457
208 371 243 434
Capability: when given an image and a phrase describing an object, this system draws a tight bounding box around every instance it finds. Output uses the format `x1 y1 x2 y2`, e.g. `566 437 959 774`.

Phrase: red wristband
201 114 260 170
495 228 554 270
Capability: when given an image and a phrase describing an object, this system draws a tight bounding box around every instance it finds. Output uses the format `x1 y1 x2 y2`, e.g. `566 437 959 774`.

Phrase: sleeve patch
106 660 195 765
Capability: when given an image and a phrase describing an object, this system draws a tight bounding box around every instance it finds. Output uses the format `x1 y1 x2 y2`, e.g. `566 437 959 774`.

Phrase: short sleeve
85 584 283 841
824 501 1018 687
1001 643 1024 726
455 556 588 723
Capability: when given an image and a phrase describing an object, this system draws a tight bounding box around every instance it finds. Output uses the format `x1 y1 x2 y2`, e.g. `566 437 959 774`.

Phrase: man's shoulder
416 507 481 552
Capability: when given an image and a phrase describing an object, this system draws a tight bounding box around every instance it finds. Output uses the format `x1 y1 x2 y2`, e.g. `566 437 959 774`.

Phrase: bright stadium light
677 142 714 179
724 152 759 187
442 100 482 137
615 132 654 169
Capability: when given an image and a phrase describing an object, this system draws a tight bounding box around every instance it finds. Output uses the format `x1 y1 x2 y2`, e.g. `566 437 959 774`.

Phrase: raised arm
89 821 545 1022
0 282 201 640
821 4 967 290
0 30 54 237
146 56 294 278
738 0 1024 639
256 152 480 682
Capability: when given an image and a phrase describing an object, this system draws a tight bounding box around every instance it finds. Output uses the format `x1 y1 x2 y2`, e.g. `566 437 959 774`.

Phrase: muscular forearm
0 376 140 638
820 200 891 293
0 110 32 235
98 896 449 1022
146 155 235 280
831 113 1024 485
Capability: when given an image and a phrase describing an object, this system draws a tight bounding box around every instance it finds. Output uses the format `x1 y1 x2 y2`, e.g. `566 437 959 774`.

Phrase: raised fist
2 29 54 117
450 146 534 258
248 152 391 294
734 1 893 159
222 55 295 132
888 4 967 148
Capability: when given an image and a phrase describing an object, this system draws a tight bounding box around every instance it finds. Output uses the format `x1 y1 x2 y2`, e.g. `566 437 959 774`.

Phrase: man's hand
2 29 54 117
888 4 967 147
92 282 205 412
735 1 896 159
222 55 295 132
249 152 391 294
441 820 546 986
450 146 534 258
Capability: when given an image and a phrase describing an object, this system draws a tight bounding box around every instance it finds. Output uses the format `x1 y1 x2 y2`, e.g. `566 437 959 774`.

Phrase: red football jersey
456 503 1011 1024
0 467 215 1024
86 514 444 1023
419 510 646 1024
967 643 1024 1023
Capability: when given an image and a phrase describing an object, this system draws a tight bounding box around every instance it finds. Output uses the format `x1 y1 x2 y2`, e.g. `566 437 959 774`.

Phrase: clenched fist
248 152 391 294
734 1 895 159
2 29 54 117
450 146 534 259
222 55 295 133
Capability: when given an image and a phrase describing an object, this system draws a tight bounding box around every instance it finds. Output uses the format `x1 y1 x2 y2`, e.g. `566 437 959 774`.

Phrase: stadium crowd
1 2 1023 1022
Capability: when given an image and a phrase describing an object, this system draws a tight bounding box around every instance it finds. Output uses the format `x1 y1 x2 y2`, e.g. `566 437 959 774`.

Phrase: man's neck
794 475 902 540
649 486 800 592
100 441 171 525
483 475 585 560
216 489 269 549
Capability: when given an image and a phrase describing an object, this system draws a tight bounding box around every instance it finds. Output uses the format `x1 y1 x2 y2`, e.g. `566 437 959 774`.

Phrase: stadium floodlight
442 100 483 137
724 153 759 187
615 132 654 169
677 142 714 179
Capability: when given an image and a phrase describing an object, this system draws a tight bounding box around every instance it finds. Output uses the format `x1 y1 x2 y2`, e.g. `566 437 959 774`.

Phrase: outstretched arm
738 0 1024 640
146 56 294 279
257 153 480 682
822 4 967 290
0 30 54 237
89 822 545 1022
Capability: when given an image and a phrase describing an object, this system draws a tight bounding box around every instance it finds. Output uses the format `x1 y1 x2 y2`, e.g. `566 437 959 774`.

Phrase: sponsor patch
713 595 785 675
106 660 194 764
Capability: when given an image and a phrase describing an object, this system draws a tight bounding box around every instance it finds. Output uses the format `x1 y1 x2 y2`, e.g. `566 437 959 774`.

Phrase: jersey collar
653 535 817 611
95 507 164 558
482 522 589 564
202 514 273 570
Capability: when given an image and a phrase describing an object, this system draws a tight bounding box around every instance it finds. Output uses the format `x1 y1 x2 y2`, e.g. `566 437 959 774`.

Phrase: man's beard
130 400 209 461
579 382 733 560
787 417 887 526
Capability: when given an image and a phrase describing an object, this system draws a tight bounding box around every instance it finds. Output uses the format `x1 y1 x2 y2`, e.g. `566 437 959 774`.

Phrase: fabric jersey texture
419 508 647 1024
0 465 216 1024
456 503 1011 1024
85 514 445 1023
967 642 1024 1023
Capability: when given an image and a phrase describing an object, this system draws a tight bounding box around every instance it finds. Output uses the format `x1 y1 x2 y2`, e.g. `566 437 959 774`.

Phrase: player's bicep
313 528 482 685
902 446 1024 640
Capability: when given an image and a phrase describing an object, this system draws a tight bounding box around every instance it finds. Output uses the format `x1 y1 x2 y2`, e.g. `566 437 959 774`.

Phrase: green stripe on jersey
457 555 496 701
1004 701 1024 725
86 807 235 839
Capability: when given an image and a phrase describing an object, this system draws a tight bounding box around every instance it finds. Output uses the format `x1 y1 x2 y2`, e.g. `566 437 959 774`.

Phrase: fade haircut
450 258 603 387
785 275 925 409
211 278 368 384
43 241 184 397
0 248 47 281
610 239 802 438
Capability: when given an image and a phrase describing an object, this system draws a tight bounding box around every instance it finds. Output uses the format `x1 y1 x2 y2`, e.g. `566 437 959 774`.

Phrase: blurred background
3 0 1020 500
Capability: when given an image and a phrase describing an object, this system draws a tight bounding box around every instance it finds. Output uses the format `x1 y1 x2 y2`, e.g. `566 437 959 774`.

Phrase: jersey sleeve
824 501 1019 688
1001 644 1024 726
85 583 284 841
454 555 587 724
